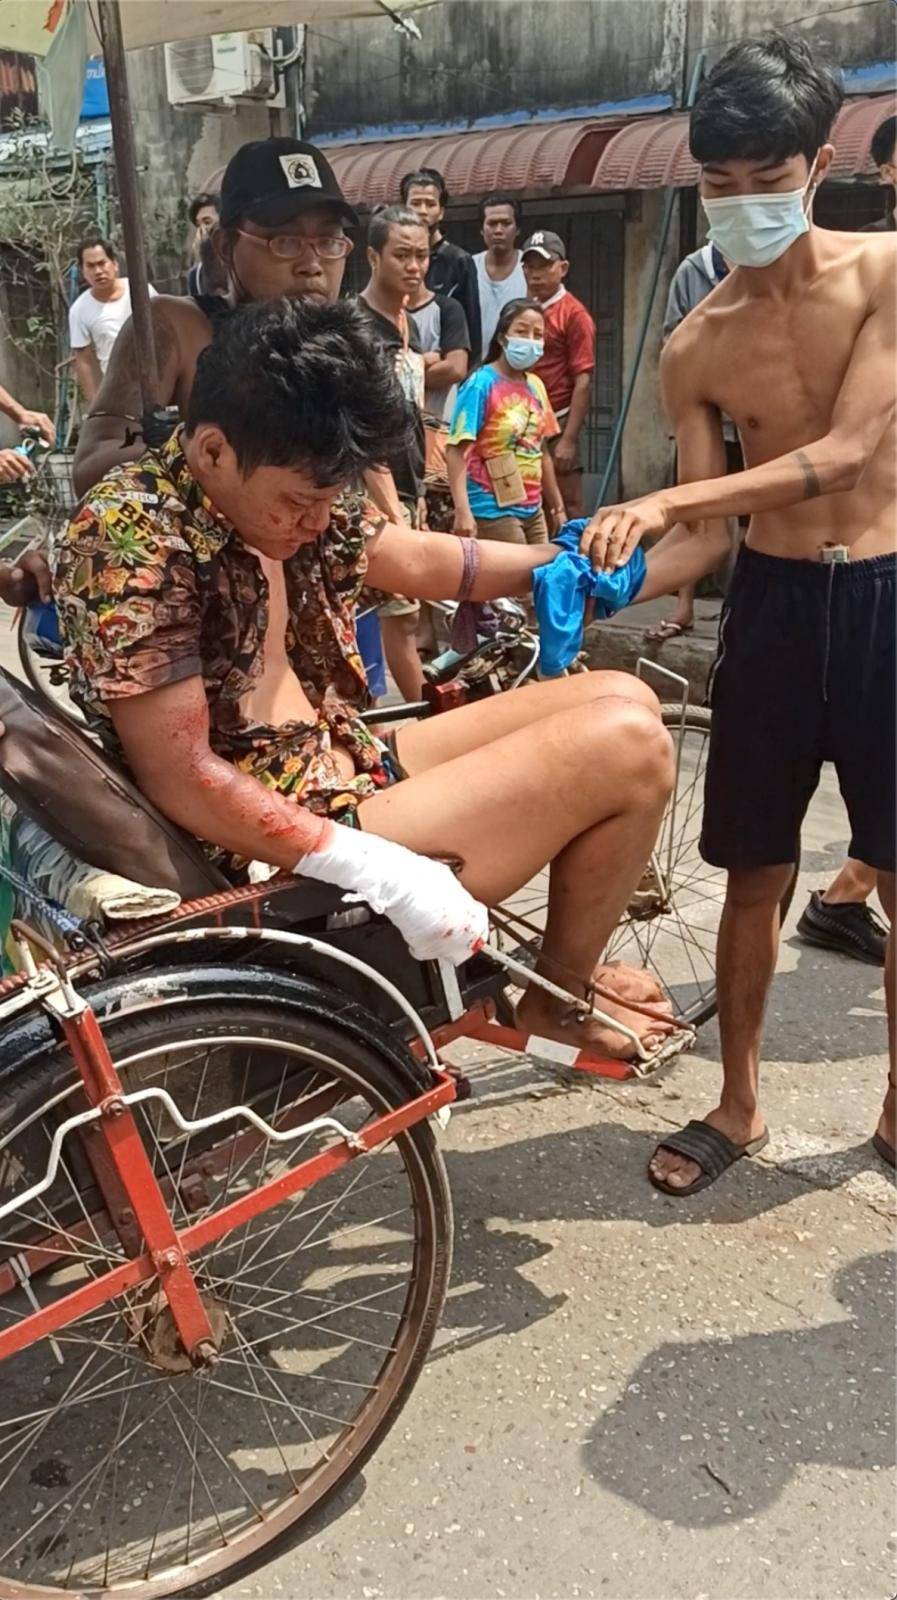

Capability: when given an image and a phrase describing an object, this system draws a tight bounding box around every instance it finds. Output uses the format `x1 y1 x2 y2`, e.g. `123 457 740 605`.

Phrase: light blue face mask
701 159 819 269
504 336 544 370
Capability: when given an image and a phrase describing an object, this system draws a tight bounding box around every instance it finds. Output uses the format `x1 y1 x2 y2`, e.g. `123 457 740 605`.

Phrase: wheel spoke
0 1021 445 1592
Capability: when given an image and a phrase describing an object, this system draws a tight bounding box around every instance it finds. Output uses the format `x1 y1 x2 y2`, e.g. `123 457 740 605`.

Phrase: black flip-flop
872 1131 896 1170
648 1119 770 1197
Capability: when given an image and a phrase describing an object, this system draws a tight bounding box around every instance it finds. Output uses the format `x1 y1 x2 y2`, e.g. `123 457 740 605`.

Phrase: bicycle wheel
0 989 452 1597
495 706 798 1031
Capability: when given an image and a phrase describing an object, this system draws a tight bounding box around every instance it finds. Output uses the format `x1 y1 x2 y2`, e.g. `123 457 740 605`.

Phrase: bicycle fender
0 964 432 1100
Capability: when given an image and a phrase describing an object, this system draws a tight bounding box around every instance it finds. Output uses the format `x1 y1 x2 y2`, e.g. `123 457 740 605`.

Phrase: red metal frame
0 964 633 1369
426 1003 638 1083
464 1018 637 1081
0 1019 456 1366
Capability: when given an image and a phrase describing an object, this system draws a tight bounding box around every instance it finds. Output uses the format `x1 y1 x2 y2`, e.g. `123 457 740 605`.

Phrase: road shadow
760 940 887 1065
431 1114 892 1361
581 1251 895 1526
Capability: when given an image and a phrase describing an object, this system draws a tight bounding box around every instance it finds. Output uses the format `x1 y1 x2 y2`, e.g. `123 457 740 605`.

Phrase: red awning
591 96 894 190
326 119 617 207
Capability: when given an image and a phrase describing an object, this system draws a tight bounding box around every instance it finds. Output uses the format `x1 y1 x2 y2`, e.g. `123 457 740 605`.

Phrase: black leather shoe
796 890 888 966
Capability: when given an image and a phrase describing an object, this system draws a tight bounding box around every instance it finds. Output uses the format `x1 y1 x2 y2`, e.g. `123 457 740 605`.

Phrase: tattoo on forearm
795 449 822 499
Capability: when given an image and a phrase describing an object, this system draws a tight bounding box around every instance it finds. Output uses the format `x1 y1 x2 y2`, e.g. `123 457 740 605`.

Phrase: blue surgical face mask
504 336 544 370
701 158 819 269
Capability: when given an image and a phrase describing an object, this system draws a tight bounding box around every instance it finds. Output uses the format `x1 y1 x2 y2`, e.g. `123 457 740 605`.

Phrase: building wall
127 45 293 293
305 0 892 143
688 0 896 74
305 0 688 140
620 190 679 498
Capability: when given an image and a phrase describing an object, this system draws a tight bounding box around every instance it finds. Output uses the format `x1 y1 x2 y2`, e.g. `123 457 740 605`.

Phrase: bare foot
516 962 677 1060
643 615 694 643
649 1103 767 1190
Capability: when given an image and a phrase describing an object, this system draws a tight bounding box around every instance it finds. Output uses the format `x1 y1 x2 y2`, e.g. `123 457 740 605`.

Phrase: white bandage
295 825 489 966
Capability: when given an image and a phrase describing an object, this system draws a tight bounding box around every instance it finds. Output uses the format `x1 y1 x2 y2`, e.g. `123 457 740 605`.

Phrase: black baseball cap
219 137 358 229
521 229 567 261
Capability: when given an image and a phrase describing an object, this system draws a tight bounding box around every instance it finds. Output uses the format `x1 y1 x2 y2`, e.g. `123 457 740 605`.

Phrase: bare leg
556 468 584 520
361 694 675 1054
396 667 660 776
650 863 793 1188
822 857 880 907
645 583 695 641
876 871 895 1150
381 612 424 702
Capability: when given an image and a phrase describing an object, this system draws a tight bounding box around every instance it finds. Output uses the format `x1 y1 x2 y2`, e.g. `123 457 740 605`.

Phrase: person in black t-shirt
862 114 895 234
400 168 482 361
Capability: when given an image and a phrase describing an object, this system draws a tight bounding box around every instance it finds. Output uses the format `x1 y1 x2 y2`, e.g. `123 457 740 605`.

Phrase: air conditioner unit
164 30 284 108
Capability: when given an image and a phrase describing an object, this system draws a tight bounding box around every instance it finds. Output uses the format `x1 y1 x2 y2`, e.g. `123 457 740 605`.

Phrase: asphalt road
218 774 894 1600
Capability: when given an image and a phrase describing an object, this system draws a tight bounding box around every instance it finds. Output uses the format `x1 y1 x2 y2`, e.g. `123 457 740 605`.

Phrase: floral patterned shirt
55 431 391 871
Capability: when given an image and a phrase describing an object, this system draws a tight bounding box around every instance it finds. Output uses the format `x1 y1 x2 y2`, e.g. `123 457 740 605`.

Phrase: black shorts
700 547 896 873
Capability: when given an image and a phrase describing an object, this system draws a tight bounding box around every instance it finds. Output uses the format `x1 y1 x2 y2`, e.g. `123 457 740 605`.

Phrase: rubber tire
0 996 453 1600
495 704 800 1033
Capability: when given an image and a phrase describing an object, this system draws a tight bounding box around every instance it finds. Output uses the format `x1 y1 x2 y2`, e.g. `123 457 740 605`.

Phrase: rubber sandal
872 1131 896 1170
648 1118 770 1197
643 619 694 644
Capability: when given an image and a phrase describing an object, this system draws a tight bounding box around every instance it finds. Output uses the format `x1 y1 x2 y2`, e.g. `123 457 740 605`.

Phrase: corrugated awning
326 119 617 207
592 96 895 190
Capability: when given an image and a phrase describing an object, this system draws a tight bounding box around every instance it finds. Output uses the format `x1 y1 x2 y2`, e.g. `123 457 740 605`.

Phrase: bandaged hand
295 822 489 965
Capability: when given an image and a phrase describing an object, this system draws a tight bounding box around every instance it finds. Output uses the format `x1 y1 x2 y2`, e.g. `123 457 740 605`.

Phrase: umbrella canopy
0 0 433 56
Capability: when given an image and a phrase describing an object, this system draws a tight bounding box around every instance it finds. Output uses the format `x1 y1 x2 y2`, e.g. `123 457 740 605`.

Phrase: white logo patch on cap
279 152 322 190
530 232 545 245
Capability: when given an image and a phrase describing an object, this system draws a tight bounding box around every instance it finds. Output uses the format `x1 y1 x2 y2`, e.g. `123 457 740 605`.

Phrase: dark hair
399 167 448 206
368 204 428 253
690 33 843 167
77 235 118 268
871 113 896 170
189 191 220 227
486 297 544 364
185 299 414 484
478 191 522 225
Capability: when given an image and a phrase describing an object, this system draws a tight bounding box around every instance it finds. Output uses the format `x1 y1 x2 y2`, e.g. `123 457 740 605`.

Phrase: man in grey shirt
406 288 471 420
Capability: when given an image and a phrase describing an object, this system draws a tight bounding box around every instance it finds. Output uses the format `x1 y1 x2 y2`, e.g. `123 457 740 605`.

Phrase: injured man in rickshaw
54 297 677 1060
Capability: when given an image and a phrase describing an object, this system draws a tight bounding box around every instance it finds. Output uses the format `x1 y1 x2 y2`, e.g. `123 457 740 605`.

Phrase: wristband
454 536 480 603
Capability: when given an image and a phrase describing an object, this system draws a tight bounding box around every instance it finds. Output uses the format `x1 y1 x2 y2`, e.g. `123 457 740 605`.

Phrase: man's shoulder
560 290 595 326
75 452 187 526
818 228 897 300
150 292 210 332
439 238 473 266
68 287 94 324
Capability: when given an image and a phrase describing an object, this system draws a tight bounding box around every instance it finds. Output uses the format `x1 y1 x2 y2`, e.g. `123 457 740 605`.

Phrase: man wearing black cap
522 230 596 520
69 138 359 501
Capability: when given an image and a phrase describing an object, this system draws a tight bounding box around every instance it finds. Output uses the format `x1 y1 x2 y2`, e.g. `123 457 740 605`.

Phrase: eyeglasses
235 229 353 262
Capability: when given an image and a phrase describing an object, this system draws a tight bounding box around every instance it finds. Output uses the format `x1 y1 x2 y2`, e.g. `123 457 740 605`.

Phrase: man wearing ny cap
69 138 359 503
522 230 596 519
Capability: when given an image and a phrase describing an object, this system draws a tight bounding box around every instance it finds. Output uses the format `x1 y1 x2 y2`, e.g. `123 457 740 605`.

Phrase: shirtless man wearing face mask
581 34 896 1194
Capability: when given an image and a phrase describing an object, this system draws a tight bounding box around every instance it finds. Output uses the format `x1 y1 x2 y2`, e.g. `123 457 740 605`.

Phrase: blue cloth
356 609 387 700
23 600 64 660
532 521 646 677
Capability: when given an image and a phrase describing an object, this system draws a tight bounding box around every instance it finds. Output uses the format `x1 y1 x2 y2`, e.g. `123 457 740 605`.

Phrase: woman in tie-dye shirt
446 298 566 546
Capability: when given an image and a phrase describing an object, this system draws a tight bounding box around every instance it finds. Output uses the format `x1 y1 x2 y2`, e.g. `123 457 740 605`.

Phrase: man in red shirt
523 230 596 518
